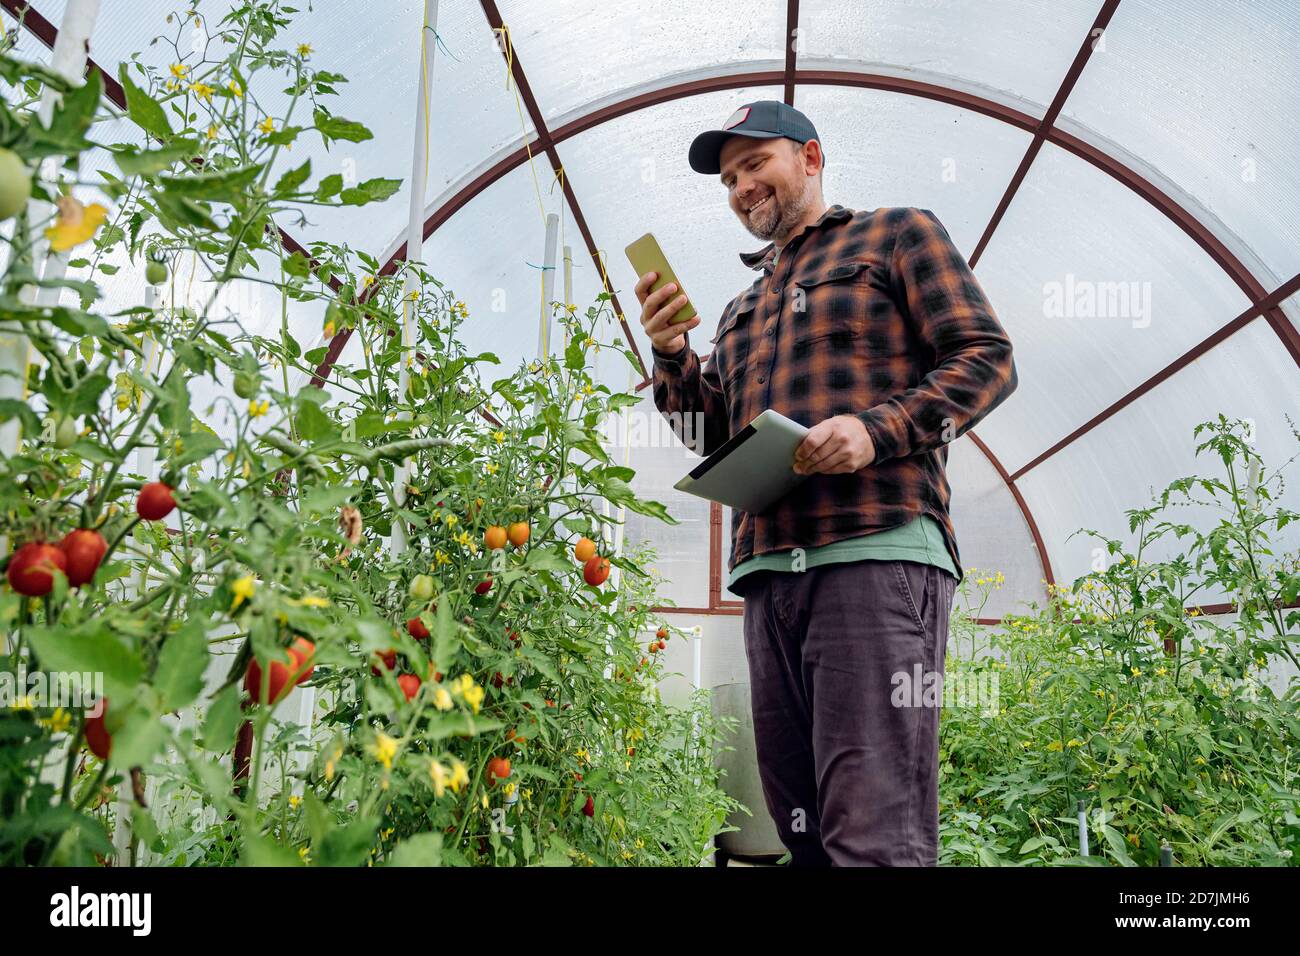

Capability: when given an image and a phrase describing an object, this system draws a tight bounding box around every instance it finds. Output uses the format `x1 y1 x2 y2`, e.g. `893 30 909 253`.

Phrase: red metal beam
966 430 1056 588
1011 269 1300 480
476 0 647 380
968 0 1122 268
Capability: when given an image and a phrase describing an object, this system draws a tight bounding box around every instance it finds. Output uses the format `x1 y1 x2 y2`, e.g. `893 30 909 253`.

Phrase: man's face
719 135 818 243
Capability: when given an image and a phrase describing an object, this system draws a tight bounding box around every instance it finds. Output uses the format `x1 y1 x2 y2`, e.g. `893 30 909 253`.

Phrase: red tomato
474 576 493 595
397 673 422 702
84 699 112 760
583 555 610 587
407 616 430 640
658 639 666 651
656 627 668 641
136 481 177 521
370 648 397 677
245 646 308 704
487 756 511 785
58 529 108 588
582 794 594 818
290 637 315 685
7 542 68 596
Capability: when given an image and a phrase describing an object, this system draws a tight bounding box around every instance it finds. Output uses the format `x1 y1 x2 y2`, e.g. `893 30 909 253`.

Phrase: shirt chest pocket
710 288 762 390
787 258 890 351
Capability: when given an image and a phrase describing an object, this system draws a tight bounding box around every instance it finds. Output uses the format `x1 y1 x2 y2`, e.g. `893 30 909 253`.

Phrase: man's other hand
793 415 876 475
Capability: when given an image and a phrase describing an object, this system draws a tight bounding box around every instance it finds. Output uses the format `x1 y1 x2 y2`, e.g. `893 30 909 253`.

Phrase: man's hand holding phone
636 270 699 357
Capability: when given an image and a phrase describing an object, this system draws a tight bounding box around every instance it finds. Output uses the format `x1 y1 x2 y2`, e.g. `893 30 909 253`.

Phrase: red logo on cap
723 107 750 130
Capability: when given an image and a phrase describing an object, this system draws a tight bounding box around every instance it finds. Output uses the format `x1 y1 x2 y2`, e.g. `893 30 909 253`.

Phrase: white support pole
561 244 573 350
535 213 559 361
388 0 440 559
528 214 559 449
0 0 101 557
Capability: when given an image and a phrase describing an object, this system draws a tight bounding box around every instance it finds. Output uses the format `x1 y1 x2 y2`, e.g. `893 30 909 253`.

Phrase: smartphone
625 232 697 325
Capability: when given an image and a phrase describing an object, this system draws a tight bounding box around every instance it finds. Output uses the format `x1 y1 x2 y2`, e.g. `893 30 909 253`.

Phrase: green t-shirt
726 514 958 597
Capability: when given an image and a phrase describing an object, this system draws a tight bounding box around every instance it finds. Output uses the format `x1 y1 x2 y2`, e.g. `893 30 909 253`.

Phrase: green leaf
314 174 343 200
313 108 373 144
339 177 401 206
153 191 217 231
242 831 304 867
152 618 208 712
296 400 337 443
274 159 312 196
171 430 224 469
159 163 264 203
202 684 241 753
388 832 443 867
302 484 358 514
118 65 172 139
114 139 200 176
25 621 144 701
111 706 168 768
316 815 379 867
69 373 110 416
0 399 41 436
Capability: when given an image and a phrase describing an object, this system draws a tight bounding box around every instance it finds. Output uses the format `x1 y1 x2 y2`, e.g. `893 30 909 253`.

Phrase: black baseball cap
688 99 823 175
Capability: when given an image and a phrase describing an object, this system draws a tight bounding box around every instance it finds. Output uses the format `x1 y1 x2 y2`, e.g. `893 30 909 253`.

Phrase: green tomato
409 574 435 602
0 147 31 221
54 415 78 449
145 259 168 285
233 370 259 399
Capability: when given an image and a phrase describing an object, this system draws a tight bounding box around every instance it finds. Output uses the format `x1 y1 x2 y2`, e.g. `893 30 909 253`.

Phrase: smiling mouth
747 195 772 215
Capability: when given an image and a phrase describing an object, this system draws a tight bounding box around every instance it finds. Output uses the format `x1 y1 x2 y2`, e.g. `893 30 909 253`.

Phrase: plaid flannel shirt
651 204 1018 588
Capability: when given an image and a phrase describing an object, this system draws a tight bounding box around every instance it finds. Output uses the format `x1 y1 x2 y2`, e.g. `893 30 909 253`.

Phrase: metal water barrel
711 682 786 859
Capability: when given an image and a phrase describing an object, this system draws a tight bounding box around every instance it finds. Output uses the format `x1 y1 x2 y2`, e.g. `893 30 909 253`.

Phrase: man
635 100 1017 866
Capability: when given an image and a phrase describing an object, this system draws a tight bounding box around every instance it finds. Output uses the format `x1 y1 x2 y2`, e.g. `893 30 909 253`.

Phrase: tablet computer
673 409 810 513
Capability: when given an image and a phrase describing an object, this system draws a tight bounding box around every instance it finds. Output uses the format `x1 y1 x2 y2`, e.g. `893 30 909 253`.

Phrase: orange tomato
507 522 530 548
574 536 597 562
484 525 507 551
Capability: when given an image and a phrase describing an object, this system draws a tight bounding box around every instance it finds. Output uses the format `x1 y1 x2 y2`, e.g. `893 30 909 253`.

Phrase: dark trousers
741 559 956 866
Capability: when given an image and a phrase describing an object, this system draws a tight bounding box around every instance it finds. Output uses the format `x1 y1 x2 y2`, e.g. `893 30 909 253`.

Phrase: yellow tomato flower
1046 740 1064 752
227 80 243 97
448 759 469 793
432 687 453 711
462 684 484 715
258 116 276 135
288 795 302 810
454 530 471 547
485 462 499 475
370 732 398 770
45 196 108 252
230 574 256 610
38 707 71 732
297 42 313 57
206 124 219 140
429 760 448 797
298 846 310 863
444 513 458 528
189 82 215 101
169 63 189 79
248 399 270 418
433 550 450 567
493 430 506 444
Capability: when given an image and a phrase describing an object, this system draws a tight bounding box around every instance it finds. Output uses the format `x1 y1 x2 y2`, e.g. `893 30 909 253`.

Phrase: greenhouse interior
0 0 1297 884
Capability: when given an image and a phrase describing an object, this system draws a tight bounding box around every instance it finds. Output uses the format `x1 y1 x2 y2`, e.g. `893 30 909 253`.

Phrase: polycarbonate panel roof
10 0 1299 609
